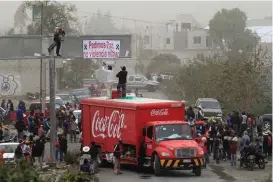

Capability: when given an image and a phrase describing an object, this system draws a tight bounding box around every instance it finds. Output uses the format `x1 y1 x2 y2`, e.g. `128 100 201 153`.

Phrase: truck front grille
175 148 197 158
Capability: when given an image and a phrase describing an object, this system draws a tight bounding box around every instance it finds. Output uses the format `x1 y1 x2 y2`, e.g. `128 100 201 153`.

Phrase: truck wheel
193 166 201 176
153 155 161 176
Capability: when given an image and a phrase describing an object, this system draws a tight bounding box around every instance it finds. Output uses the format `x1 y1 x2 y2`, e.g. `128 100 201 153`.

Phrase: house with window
139 14 213 64
141 14 211 51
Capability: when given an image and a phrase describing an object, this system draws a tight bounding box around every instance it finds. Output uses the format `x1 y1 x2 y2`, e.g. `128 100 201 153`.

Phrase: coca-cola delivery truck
81 96 204 176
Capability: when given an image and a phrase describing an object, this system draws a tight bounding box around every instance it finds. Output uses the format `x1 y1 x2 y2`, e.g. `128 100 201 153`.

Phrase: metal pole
40 2 46 113
49 51 56 163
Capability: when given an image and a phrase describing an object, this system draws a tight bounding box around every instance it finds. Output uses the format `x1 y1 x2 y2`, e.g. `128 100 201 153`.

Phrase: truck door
144 125 155 157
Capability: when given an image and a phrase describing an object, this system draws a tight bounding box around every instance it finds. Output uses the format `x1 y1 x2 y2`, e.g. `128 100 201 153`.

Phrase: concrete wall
0 59 63 96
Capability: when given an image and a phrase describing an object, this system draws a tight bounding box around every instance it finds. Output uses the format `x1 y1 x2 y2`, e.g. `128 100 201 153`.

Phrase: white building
140 14 210 51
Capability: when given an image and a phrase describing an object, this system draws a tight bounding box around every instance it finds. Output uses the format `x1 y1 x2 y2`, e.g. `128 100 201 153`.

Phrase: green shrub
0 159 45 182
60 171 94 182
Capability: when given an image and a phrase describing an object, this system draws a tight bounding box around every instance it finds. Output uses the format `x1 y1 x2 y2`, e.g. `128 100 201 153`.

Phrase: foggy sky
0 1 272 32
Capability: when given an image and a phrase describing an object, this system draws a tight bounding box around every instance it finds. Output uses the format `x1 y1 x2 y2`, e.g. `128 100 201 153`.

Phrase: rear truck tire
153 155 162 176
193 166 202 176
147 85 156 92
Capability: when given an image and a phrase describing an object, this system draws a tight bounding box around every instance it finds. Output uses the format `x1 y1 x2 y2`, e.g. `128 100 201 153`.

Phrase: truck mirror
142 128 146 136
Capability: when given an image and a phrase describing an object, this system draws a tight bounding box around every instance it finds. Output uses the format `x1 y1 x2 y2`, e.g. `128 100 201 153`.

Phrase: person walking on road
240 112 247 136
229 132 238 167
113 140 123 175
32 137 45 168
59 134 68 162
15 120 26 140
69 111 77 143
14 144 23 167
89 142 99 173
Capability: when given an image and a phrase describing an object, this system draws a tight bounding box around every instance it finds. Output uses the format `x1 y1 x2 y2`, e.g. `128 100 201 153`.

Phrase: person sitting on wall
116 66 128 98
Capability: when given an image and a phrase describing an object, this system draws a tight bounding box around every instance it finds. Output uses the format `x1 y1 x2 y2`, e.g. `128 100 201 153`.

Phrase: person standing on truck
113 140 123 175
116 66 128 98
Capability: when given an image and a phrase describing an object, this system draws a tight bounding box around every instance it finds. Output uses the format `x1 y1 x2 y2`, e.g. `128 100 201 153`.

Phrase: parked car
29 101 62 111
46 96 64 106
0 142 19 164
56 93 74 105
71 88 91 104
195 98 223 120
262 114 272 130
82 78 98 88
126 75 159 92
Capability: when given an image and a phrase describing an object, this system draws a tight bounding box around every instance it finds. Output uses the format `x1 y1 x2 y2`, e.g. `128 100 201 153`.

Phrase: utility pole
40 2 46 113
49 49 56 163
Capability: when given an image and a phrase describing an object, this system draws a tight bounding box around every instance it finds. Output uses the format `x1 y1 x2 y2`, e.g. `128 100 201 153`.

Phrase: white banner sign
83 40 120 59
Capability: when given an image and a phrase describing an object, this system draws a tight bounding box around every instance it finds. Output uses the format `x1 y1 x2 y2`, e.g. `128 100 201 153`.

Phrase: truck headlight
161 152 171 157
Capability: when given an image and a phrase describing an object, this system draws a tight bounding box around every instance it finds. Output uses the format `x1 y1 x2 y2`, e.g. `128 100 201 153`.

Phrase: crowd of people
191 111 272 169
0 98 82 167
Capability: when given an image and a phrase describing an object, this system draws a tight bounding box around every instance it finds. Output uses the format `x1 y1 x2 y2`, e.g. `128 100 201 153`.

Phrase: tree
209 8 260 55
85 10 120 35
62 59 99 88
24 1 78 35
6 28 15 36
168 50 272 115
146 53 181 75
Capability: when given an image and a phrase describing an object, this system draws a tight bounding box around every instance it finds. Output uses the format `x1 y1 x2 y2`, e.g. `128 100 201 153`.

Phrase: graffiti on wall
0 75 19 96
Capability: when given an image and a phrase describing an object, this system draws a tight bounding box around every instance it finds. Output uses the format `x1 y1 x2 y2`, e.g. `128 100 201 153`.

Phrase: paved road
43 141 272 182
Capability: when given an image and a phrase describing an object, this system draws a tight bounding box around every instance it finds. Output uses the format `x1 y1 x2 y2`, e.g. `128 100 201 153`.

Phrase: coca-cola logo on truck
150 109 169 116
92 110 125 139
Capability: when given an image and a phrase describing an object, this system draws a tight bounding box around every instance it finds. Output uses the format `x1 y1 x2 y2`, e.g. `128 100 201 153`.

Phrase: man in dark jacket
137 140 146 173
113 140 123 174
59 134 68 162
186 106 195 120
116 66 128 98
89 142 99 173
15 120 25 140
32 138 45 168
53 27 65 56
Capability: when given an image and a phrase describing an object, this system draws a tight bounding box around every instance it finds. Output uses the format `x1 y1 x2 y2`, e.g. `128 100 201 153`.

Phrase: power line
78 10 272 37
77 10 167 26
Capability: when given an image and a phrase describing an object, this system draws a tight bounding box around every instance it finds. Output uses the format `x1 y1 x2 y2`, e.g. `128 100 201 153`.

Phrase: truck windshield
155 124 192 141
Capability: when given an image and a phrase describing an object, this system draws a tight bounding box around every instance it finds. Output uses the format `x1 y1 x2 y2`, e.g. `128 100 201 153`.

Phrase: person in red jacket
201 137 209 165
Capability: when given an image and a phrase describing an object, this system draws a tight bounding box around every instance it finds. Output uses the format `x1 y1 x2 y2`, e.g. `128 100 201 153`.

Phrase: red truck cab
81 96 204 176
